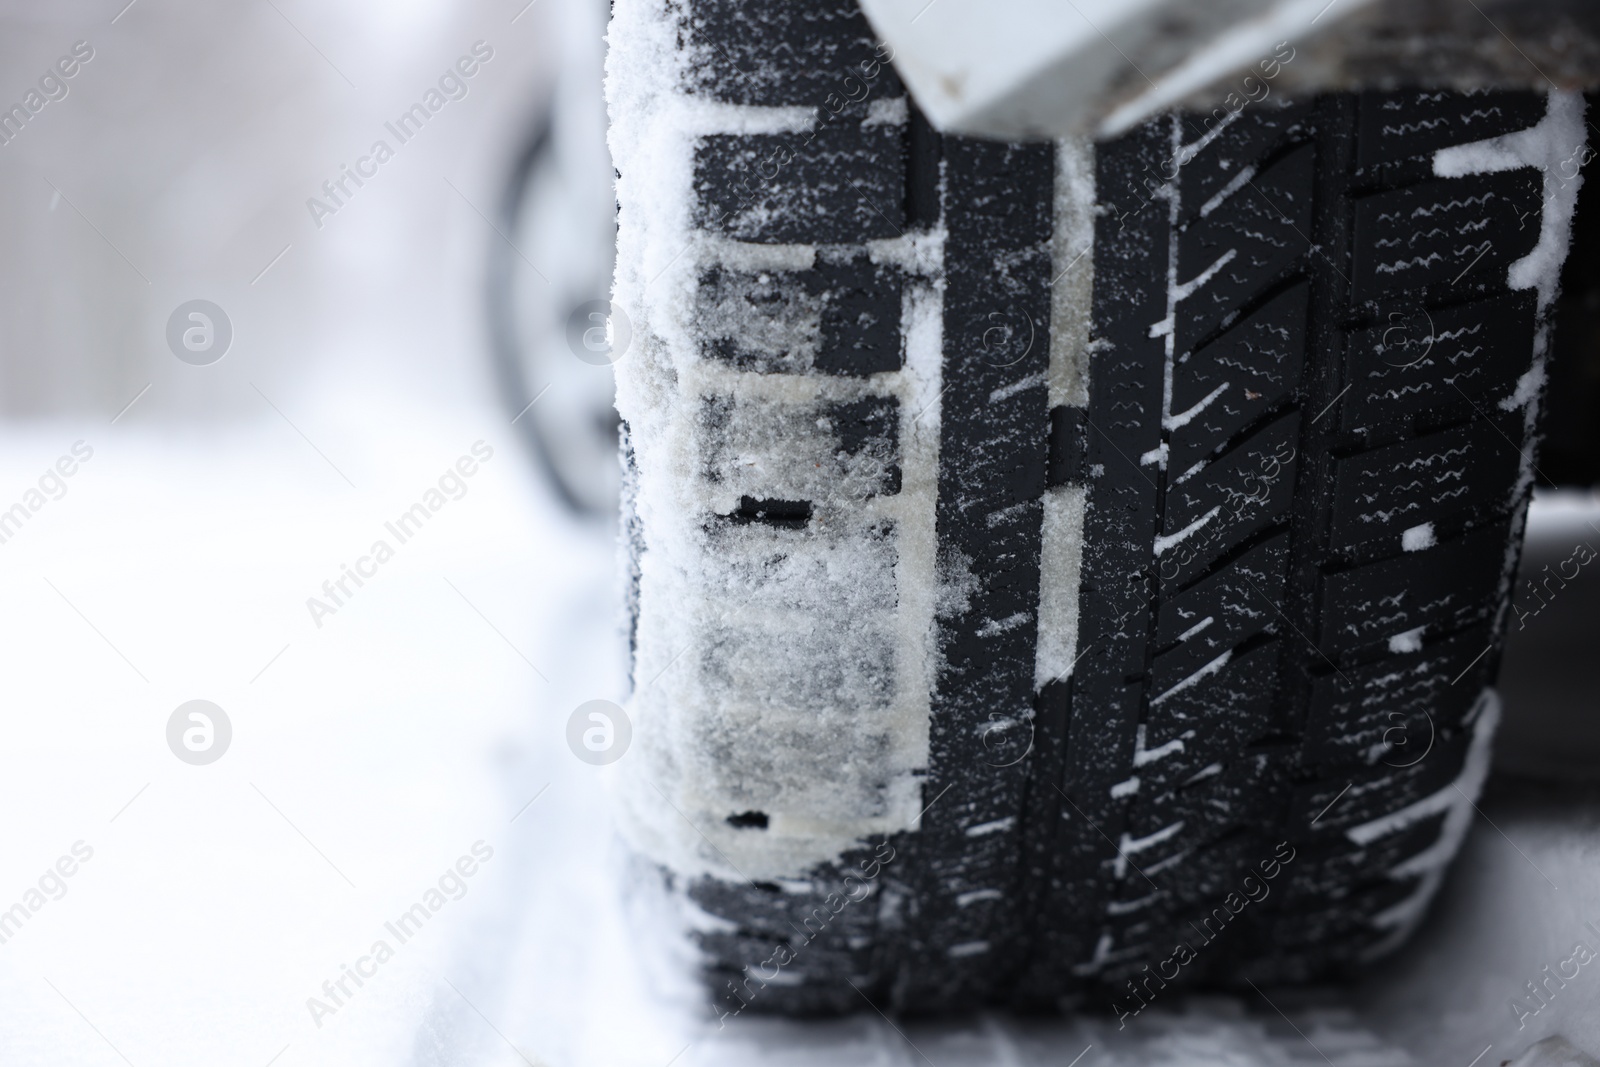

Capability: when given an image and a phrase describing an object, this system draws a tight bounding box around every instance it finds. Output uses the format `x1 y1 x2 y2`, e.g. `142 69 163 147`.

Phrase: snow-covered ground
1 410 1598 1067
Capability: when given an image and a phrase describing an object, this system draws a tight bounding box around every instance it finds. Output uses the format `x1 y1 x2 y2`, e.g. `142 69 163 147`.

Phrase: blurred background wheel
488 0 622 520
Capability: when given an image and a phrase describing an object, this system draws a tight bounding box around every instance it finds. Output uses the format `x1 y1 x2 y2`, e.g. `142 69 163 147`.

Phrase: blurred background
0 1 1596 1065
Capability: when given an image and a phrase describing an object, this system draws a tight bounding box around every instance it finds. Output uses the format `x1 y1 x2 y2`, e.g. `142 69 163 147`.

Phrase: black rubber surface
1017 94 1546 1007
639 0 1570 1019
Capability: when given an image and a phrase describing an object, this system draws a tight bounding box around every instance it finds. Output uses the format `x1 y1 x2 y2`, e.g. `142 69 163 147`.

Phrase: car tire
607 0 1588 1016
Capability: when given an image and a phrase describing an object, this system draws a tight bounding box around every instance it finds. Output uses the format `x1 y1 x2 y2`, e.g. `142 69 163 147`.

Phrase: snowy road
0 410 1594 1066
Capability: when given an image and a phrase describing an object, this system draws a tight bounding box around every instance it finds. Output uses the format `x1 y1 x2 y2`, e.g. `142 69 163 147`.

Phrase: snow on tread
609 0 1584 1016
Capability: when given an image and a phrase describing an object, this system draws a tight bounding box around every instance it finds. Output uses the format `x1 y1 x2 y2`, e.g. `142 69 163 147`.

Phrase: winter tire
607 0 1589 1016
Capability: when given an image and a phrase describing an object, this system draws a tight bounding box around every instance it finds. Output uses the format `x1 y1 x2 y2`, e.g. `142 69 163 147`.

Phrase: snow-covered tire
607 0 1588 1016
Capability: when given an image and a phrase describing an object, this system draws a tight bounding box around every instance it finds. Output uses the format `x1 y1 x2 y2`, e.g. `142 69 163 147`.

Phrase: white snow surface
1035 486 1088 688
1433 92 1588 313
4 420 1600 1066
1388 625 1426 653
1401 522 1436 552
1034 143 1096 690
1347 692 1500 957
606 0 942 881
1050 138 1097 410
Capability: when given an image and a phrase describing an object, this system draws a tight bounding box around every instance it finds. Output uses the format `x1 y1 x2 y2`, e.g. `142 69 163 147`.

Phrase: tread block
1292 723 1474 835
1170 283 1308 474
695 125 906 244
1146 762 1291 848
1340 291 1537 433
1176 143 1314 350
1177 104 1313 224
699 265 819 372
814 256 905 375
1283 817 1448 907
690 868 880 952
1153 533 1290 695
698 257 903 375
1352 170 1543 301
1146 832 1280 912
830 396 901 463
1270 877 1428 952
890 134 1057 1007
1146 639 1280 765
1318 520 1510 659
1158 413 1300 589
700 393 901 501
684 0 902 107
1357 90 1547 169
1124 752 1287 865
1302 626 1494 770
1048 406 1088 486
939 501 1045 690
683 642 914 838
925 832 1023 887
1328 415 1524 553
